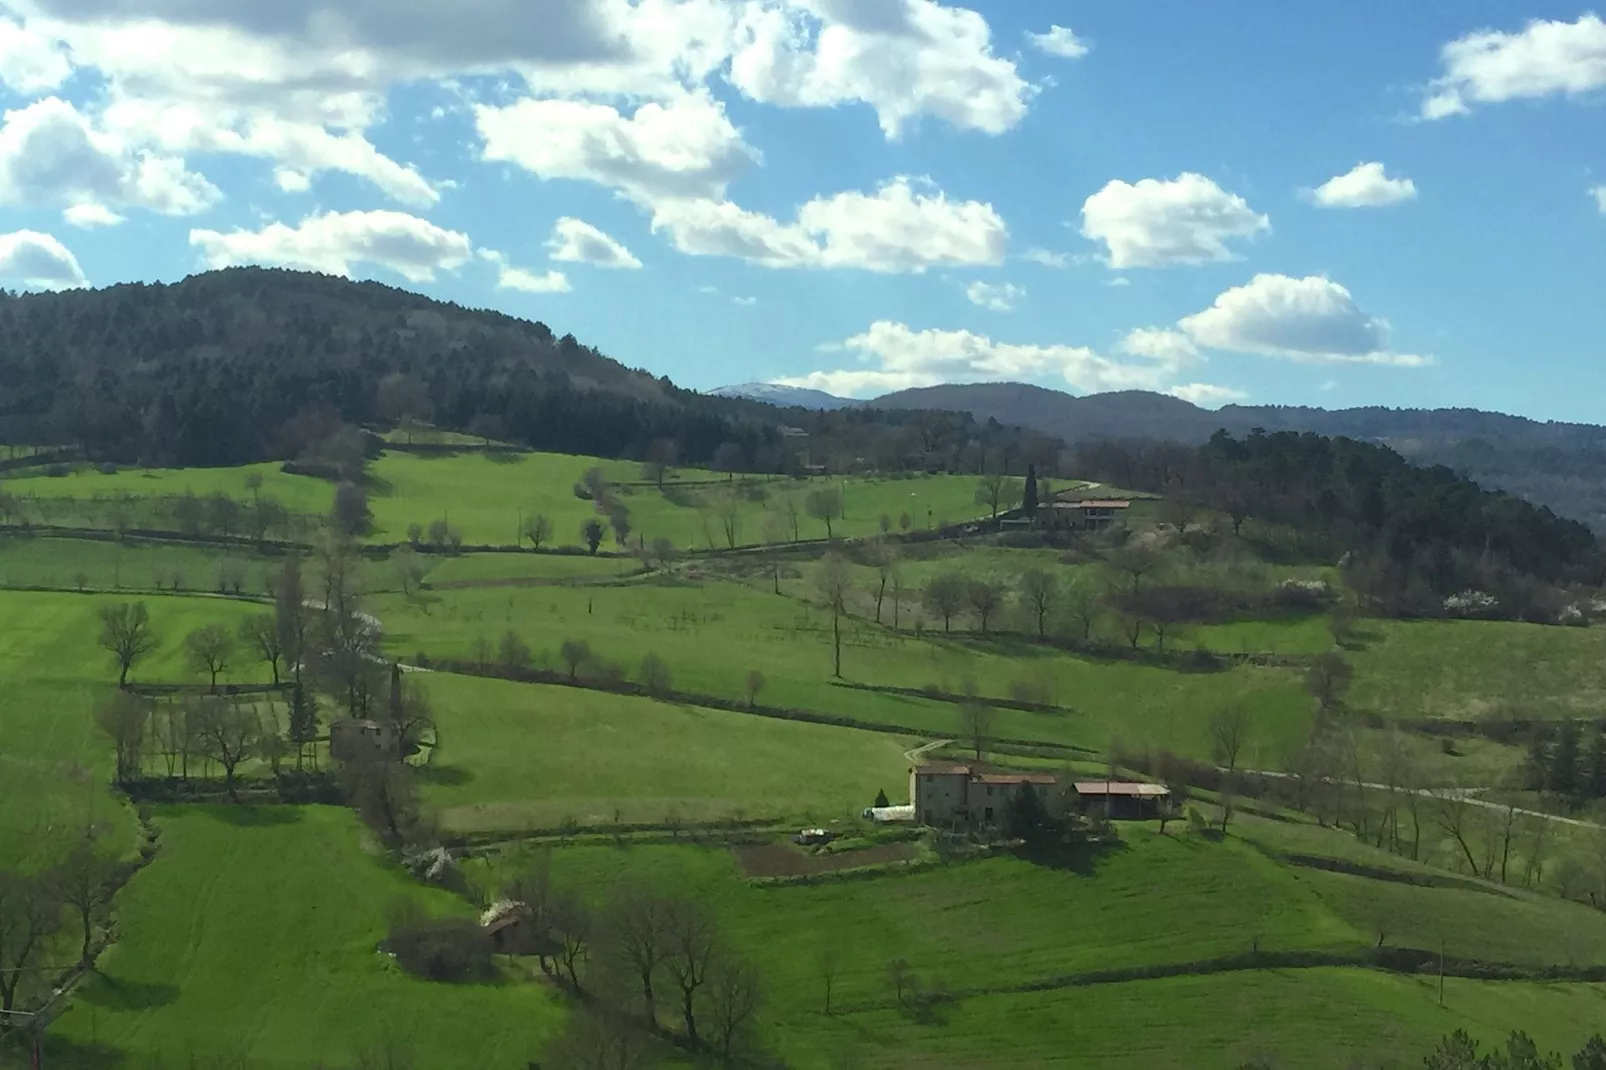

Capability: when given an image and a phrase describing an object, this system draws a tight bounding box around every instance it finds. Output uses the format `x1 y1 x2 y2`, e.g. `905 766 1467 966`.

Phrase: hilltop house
910 764 1057 827
1049 498 1132 532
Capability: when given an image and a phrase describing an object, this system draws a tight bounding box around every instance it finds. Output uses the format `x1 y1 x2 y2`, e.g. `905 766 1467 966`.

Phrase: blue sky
0 2 1604 420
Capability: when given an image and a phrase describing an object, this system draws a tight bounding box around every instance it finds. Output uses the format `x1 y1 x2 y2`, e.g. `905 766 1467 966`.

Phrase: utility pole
1438 938 1445 1007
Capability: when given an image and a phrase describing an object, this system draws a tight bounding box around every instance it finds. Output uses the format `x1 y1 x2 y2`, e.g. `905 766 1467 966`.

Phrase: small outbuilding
329 717 398 763
910 764 1057 828
1072 781 1171 821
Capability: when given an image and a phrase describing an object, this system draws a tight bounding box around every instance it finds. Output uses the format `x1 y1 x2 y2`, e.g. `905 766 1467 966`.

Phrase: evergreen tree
1585 730 1606 801
1004 782 1055 844
1522 729 1551 792
873 788 890 809
1022 463 1039 514
1548 720 1581 800
288 681 318 771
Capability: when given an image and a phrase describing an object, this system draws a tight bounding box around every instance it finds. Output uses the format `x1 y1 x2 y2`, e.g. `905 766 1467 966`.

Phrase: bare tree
582 517 606 555
608 889 673 1026
921 573 967 633
805 487 844 539
51 834 117 962
498 630 532 673
974 473 1021 520
1104 545 1162 591
96 690 149 783
960 698 996 763
706 955 764 1062
0 870 62 1012
523 512 554 550
195 698 260 799
1065 578 1101 643
344 756 427 848
561 639 593 681
185 623 236 692
1018 568 1058 638
872 547 899 624
965 578 1005 635
817 942 841 1015
1209 706 1252 774
782 495 801 543
816 554 852 678
744 670 765 709
392 544 425 600
886 957 916 1008
383 662 437 760
99 600 158 687
1431 789 1482 875
663 900 721 1043
643 437 679 489
640 652 672 695
332 480 371 536
240 613 284 685
715 487 742 550
552 891 592 989
1304 653 1354 718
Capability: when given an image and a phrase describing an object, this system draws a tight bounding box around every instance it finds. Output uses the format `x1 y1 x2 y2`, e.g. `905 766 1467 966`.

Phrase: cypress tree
1022 463 1039 514
1548 720 1581 799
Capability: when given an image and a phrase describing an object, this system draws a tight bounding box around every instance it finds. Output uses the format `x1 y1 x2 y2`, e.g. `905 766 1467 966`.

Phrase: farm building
910 764 1057 827
329 717 398 763
1073 781 1171 820
1048 499 1132 531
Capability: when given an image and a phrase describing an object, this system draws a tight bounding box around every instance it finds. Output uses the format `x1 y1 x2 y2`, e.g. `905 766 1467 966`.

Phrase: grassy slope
416 673 914 832
47 806 562 1069
0 535 284 595
0 590 270 868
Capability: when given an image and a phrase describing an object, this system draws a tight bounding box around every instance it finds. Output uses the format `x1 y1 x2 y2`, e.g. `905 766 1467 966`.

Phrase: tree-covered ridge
0 267 777 469
1076 430 1600 613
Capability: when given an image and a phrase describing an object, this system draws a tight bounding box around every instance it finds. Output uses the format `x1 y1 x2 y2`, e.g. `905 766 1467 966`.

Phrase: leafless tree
663 899 721 1042
499 630 532 673
744 670 765 709
715 487 741 549
644 437 679 488
239 613 284 685
872 546 899 624
383 662 436 760
1210 706 1251 774
1304 652 1354 718
966 579 1005 635
1520 812 1552 888
805 487 843 539
195 698 260 799
96 690 149 783
344 756 428 848
640 652 672 695
960 698 996 763
1104 545 1162 591
552 891 592 989
886 957 916 1007
99 600 157 686
816 554 852 678
51 834 117 962
561 639 593 681
0 870 62 1012
1017 568 1058 638
706 955 765 1062
922 573 967 633
1431 789 1482 875
185 623 236 692
782 495 801 542
1064 578 1100 642
541 1006 656 1070
818 942 841 1015
974 473 1020 520
523 512 554 550
607 889 673 1027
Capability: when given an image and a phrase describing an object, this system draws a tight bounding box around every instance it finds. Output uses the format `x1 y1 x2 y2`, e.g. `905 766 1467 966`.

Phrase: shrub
383 902 494 983
640 652 672 694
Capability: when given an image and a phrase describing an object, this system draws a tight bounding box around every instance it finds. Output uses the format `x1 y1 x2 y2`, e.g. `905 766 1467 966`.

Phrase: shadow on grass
363 471 397 497
1340 625 1385 652
76 973 181 1011
199 804 305 827
1012 836 1125 875
39 1038 129 1069
417 763 474 787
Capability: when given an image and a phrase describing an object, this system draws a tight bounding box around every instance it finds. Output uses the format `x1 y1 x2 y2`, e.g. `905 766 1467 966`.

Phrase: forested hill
0 268 777 468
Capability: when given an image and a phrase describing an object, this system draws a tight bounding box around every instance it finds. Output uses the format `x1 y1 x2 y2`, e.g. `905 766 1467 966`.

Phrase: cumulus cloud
0 15 71 93
1168 383 1247 407
189 210 473 283
1027 25 1090 60
1021 248 1069 268
0 229 86 289
1179 274 1430 366
1593 185 1606 213
729 0 1033 139
478 249 572 293
965 280 1022 311
1308 162 1418 208
63 202 124 228
1081 173 1269 269
732 294 757 306
0 97 220 220
545 217 643 269
773 320 1188 399
1116 327 1200 366
650 175 1007 272
475 91 756 205
1422 14 1606 119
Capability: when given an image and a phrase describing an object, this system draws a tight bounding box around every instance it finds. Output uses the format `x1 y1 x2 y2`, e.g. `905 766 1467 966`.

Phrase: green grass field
0 535 286 595
416 673 914 832
46 805 563 1069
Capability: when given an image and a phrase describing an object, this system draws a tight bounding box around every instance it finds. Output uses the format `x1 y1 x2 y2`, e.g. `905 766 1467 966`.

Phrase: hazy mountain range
712 380 1606 531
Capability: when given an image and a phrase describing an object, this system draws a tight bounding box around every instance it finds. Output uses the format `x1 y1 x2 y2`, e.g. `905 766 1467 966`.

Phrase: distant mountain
855 381 1606 531
709 382 858 411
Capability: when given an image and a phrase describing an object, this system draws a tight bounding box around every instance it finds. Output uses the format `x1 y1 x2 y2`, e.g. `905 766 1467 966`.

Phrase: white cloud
650 175 1007 272
475 91 755 205
732 294 757 306
63 202 124 228
1422 14 1606 119
0 229 86 289
965 280 1022 311
1592 185 1606 213
479 250 572 293
273 168 312 193
1179 274 1431 366
1081 173 1269 269
1116 327 1200 367
545 217 643 269
0 15 71 93
190 210 473 283
1168 383 1247 407
1308 162 1417 208
1021 247 1068 268
728 0 1033 139
774 320 1185 398
0 97 220 218
1107 276 1130 287
1027 25 1089 60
